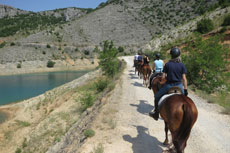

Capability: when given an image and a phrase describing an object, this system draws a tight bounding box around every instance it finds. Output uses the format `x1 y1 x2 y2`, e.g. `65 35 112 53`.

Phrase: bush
0 41 6 48
10 42 15 46
47 60 55 68
46 44 51 48
222 15 230 26
80 93 95 111
95 79 108 93
17 63 21 68
99 41 120 77
182 34 229 93
15 148 21 153
84 129 95 138
84 50 90 55
197 18 214 34
118 46 124 53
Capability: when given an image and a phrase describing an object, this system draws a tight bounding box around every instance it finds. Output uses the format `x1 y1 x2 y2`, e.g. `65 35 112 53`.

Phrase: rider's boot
149 110 159 121
149 100 159 120
148 76 152 90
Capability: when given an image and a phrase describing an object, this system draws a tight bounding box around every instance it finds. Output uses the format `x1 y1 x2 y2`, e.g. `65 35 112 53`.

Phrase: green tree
197 18 214 34
99 40 120 77
222 15 230 26
182 34 229 93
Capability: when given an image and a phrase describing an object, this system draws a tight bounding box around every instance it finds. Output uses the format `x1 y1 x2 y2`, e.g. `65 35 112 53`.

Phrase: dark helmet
155 53 160 58
170 48 180 58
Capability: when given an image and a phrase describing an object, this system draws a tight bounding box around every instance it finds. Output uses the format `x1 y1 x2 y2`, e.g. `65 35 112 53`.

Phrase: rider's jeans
154 82 184 104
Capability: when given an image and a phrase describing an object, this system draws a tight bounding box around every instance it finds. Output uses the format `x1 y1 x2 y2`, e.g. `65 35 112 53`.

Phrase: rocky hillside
17 0 220 50
0 5 28 18
0 0 227 66
39 7 92 21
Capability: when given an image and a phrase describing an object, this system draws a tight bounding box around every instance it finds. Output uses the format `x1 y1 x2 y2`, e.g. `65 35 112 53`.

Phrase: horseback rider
149 48 188 121
137 52 143 63
143 54 150 65
133 52 139 67
148 53 164 89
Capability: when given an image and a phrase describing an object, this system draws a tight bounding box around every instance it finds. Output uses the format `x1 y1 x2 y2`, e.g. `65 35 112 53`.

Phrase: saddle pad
158 93 180 109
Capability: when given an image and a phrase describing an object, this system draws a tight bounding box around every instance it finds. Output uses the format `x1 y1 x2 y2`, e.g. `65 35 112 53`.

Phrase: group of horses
133 60 198 153
134 60 152 87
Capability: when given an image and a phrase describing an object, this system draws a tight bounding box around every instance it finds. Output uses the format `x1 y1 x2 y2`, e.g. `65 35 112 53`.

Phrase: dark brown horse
142 64 151 87
136 61 143 79
152 76 198 153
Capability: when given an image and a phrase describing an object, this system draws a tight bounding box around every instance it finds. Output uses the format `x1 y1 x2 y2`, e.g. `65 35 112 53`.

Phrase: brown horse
152 76 198 153
136 61 143 79
142 64 151 87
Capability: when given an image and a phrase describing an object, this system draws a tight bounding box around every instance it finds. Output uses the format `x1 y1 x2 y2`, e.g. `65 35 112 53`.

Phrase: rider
148 53 164 89
133 52 139 67
149 47 188 121
137 52 143 63
143 54 150 65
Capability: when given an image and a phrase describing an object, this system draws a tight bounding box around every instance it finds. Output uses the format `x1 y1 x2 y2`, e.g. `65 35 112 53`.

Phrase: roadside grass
84 129 95 138
92 143 104 153
102 117 117 129
15 120 31 127
190 85 230 114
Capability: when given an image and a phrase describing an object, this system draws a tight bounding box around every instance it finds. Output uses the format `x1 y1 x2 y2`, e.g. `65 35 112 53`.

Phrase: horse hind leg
163 121 169 145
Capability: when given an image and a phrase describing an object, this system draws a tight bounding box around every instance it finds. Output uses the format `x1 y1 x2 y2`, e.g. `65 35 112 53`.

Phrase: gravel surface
78 56 230 153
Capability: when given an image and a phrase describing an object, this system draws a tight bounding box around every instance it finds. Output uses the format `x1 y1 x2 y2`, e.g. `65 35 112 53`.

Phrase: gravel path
78 56 230 153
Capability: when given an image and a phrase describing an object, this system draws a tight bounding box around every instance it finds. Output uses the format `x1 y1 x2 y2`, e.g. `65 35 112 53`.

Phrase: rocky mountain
39 7 91 21
0 0 228 65
0 5 29 18
17 0 220 50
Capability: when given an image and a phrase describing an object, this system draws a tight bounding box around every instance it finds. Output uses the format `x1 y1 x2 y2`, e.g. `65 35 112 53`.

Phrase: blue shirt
138 55 142 61
163 61 187 84
154 59 164 72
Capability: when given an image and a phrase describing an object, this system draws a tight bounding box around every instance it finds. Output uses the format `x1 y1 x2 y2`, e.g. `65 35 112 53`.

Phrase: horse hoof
163 141 169 145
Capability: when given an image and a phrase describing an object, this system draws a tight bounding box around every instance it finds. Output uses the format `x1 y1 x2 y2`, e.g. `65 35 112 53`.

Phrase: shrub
99 41 120 77
46 44 51 48
15 148 22 153
10 42 15 46
182 34 229 93
95 79 108 93
197 18 214 34
84 129 95 138
47 60 55 68
84 50 90 55
42 51 46 54
222 15 230 26
17 63 21 68
118 46 124 53
0 41 6 48
80 93 95 111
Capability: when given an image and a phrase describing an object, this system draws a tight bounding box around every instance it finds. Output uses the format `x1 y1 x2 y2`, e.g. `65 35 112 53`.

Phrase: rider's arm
152 62 155 71
182 74 187 89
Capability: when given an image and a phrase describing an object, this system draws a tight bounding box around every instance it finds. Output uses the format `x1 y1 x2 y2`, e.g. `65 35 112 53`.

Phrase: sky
0 0 107 12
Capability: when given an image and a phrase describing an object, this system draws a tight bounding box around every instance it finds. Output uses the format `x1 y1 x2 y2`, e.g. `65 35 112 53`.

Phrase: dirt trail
78 56 230 153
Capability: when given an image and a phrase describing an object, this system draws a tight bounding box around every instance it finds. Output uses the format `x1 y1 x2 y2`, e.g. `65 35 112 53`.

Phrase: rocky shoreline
0 59 98 76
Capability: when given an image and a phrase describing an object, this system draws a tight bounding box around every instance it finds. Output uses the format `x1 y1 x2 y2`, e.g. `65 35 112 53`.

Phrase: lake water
0 70 90 106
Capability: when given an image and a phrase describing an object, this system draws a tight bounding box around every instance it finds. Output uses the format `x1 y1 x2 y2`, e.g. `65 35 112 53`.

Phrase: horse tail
174 101 197 153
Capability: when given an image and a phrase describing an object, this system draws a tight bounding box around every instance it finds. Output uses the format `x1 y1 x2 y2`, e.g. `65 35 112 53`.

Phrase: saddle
158 86 182 110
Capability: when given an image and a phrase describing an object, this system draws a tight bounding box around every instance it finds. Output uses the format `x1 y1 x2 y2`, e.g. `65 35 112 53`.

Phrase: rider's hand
184 89 188 96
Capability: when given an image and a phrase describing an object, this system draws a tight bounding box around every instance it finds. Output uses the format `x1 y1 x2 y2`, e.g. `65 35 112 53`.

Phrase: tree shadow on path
123 125 163 153
130 100 154 115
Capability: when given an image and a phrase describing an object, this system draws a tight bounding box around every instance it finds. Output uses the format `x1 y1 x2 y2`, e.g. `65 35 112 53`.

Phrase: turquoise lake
0 70 89 106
